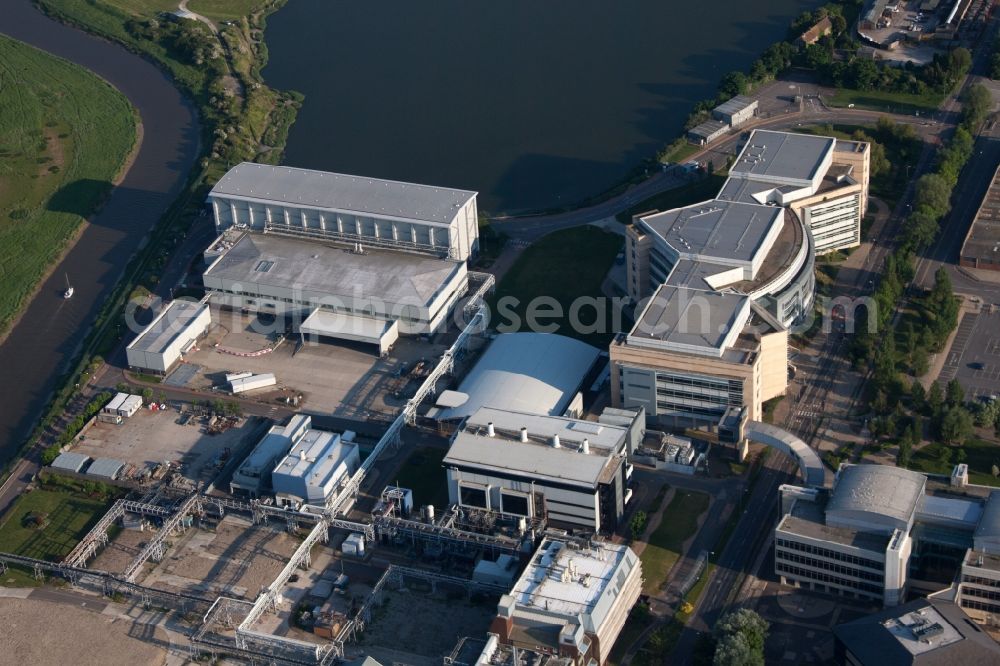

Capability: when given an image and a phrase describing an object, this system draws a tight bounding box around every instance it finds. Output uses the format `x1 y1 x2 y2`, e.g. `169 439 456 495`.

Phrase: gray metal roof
974 490 1000 552
87 457 125 480
629 285 749 351
51 451 91 473
916 495 983 529
210 162 477 225
833 597 1000 666
688 120 728 139
638 199 782 265
435 333 600 420
714 95 757 116
778 500 890 553
729 130 834 183
664 259 737 291
127 299 207 354
827 464 925 530
204 232 463 305
465 407 628 452
445 426 617 488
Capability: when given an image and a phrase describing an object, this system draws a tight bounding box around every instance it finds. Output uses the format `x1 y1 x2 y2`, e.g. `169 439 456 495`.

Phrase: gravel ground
0 598 166 665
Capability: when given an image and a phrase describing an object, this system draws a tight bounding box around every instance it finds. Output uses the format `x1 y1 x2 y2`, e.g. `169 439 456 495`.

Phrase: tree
946 379 965 408
927 381 944 417
961 83 992 129
992 464 999 478
719 71 749 97
714 608 769 666
910 380 926 411
630 510 648 539
898 438 912 468
914 173 953 215
911 347 929 378
140 387 154 402
940 406 973 445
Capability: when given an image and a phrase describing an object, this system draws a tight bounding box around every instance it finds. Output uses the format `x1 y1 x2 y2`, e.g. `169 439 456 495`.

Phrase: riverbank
0 35 138 342
0 0 299 471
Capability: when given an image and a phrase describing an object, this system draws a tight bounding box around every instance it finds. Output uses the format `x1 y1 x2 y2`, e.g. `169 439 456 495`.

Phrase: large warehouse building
960 163 1000 272
207 162 479 262
202 163 480 349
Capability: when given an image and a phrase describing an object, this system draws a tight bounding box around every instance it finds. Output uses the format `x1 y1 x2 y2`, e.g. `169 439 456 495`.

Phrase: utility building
490 538 643 664
271 417 360 507
207 162 479 262
443 407 638 532
125 298 211 374
712 95 758 127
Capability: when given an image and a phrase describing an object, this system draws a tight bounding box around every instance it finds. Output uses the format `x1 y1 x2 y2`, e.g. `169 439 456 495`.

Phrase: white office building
125 298 212 374
489 538 643 664
271 416 360 507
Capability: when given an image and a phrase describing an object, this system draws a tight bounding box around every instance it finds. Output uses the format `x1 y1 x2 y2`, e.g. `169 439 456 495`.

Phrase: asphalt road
0 1 200 461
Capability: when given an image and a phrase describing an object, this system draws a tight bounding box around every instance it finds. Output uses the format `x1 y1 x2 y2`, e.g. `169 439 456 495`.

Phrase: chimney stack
582 438 590 454
552 435 561 449
520 427 528 443
487 422 495 437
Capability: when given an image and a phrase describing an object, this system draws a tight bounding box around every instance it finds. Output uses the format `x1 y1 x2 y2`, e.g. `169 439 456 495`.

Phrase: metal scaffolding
123 494 201 581
63 498 175 568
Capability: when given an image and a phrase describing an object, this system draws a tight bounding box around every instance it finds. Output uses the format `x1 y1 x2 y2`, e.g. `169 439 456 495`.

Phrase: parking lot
175 310 447 417
71 405 261 484
939 310 1000 401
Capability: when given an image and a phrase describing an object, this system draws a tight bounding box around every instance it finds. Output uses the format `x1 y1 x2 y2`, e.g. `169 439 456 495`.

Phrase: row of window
216 289 425 322
656 401 726 417
961 598 1000 613
962 585 1000 602
962 574 1000 589
776 549 883 583
775 562 883 596
775 538 884 571
655 372 742 393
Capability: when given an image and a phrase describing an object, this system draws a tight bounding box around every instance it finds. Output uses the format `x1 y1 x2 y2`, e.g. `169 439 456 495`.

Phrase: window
459 485 488 509
501 491 529 516
254 260 275 273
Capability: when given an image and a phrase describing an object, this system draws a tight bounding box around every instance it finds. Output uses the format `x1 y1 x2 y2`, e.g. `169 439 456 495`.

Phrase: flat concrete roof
778 500 890 554
204 232 463 305
127 299 207 355
629 285 750 352
509 539 636 622
729 130 834 183
962 163 1000 261
210 162 476 225
638 199 782 265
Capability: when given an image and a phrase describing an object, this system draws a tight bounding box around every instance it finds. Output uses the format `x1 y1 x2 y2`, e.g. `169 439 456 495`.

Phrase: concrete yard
72 405 260 483
91 525 150 574
137 514 300 599
355 588 498 666
0 597 167 666
177 311 446 417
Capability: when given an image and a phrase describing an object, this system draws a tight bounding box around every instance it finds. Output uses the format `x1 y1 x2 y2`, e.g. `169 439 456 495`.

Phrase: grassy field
661 141 701 165
188 0 267 22
0 36 136 337
640 489 711 595
616 174 727 223
0 489 112 563
391 447 450 509
909 439 1000 486
490 226 624 347
829 88 944 116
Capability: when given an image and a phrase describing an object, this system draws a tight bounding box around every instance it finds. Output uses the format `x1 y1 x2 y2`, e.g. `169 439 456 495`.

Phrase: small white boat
63 273 74 299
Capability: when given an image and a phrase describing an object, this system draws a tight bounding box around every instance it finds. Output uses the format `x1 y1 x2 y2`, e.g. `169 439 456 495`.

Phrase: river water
0 1 199 462
264 0 818 213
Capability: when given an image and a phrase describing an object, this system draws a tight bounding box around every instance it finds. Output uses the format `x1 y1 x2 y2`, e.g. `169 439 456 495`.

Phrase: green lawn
0 489 112 563
616 174 727 224
0 36 136 337
187 0 269 22
490 226 624 347
391 447 450 510
909 439 1000 486
661 142 701 165
828 88 944 116
640 489 711 595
